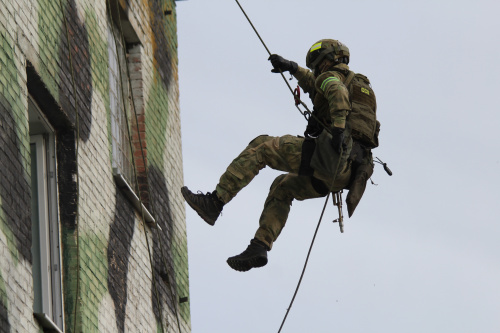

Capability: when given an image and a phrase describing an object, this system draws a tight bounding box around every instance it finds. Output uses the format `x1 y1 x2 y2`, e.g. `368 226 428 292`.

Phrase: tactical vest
344 72 379 148
312 69 379 148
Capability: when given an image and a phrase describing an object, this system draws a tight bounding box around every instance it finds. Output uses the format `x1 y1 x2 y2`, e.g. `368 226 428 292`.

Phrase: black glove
304 114 323 138
331 127 345 153
268 54 298 74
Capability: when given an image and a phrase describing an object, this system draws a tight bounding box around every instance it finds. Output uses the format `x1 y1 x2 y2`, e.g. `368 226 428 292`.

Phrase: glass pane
30 143 43 313
108 22 136 189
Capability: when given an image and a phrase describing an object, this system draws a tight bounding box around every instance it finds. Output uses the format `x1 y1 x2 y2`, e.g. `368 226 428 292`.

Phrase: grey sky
177 1 500 332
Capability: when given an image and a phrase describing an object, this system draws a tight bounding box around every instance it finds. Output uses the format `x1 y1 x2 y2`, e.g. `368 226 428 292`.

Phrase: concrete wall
0 0 189 332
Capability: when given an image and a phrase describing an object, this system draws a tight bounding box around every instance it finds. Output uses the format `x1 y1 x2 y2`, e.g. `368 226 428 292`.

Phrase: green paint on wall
37 0 64 102
85 8 110 99
61 222 110 332
0 30 29 175
173 235 190 322
144 6 190 318
145 70 169 171
84 8 114 168
77 234 109 332
0 28 30 266
0 269 8 312
0 200 19 267
146 72 190 322
61 226 80 333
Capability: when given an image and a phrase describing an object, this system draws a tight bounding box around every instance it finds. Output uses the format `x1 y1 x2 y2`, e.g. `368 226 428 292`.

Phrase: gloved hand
331 127 345 153
304 115 323 138
268 54 298 74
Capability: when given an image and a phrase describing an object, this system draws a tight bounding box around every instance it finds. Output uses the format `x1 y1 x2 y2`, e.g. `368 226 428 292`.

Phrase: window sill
34 313 63 333
113 171 158 228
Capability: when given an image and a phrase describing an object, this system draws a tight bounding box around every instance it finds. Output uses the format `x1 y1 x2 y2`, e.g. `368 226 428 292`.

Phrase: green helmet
305 39 350 71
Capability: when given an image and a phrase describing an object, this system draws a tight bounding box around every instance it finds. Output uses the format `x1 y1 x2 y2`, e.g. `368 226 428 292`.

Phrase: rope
233 2 346 331
235 0 314 120
277 192 330 333
234 0 332 132
277 151 343 333
58 1 81 332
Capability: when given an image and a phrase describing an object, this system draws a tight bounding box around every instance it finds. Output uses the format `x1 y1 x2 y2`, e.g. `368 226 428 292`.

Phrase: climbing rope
277 191 331 333
276 150 344 333
235 0 335 136
233 2 347 331
235 0 319 123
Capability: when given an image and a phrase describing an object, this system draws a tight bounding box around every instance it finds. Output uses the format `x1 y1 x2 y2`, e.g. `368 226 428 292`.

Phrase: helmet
305 39 350 71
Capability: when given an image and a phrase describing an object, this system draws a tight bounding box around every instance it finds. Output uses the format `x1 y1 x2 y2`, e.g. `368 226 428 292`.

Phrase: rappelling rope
276 150 343 333
277 192 332 332
235 0 318 123
234 2 344 332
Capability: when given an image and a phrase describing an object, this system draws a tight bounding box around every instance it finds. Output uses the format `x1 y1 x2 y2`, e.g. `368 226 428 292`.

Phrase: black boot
227 239 269 272
181 186 224 225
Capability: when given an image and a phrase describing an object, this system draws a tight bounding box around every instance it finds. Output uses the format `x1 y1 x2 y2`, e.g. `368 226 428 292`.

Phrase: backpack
344 72 380 148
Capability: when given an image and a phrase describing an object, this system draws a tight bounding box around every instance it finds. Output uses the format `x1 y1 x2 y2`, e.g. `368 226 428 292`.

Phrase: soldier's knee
269 174 293 201
247 134 271 148
269 174 287 189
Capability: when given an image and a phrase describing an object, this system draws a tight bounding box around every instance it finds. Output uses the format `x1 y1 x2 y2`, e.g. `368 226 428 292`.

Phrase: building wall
0 0 189 332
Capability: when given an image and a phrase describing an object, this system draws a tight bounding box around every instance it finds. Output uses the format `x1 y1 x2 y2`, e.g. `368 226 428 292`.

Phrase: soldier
182 39 377 272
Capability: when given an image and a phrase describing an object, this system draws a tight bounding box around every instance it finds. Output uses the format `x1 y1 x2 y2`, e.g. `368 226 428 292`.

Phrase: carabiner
293 85 301 106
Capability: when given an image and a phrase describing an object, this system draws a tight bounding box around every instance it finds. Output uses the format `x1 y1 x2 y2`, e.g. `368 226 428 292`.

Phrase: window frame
29 96 65 333
108 19 135 186
107 14 156 227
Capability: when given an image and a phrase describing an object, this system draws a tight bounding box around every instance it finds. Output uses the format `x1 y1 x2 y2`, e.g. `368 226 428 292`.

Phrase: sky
176 1 500 332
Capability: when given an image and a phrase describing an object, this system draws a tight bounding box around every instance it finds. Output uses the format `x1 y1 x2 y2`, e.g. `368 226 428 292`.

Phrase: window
107 10 155 225
108 20 135 188
29 96 64 333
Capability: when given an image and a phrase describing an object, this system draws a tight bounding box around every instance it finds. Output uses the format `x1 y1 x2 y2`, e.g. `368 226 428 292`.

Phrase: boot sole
226 256 268 272
181 187 217 226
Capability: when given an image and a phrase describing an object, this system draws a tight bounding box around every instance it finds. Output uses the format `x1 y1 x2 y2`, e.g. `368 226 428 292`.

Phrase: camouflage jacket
293 63 351 130
293 63 353 185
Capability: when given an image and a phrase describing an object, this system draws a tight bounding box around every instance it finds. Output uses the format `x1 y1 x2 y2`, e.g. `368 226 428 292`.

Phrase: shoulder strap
344 71 356 87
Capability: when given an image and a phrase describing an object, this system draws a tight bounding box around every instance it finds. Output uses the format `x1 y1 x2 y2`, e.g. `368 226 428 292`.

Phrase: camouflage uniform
215 63 354 249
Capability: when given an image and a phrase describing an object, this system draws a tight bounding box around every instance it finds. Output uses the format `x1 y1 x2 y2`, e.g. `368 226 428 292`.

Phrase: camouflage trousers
215 135 351 249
